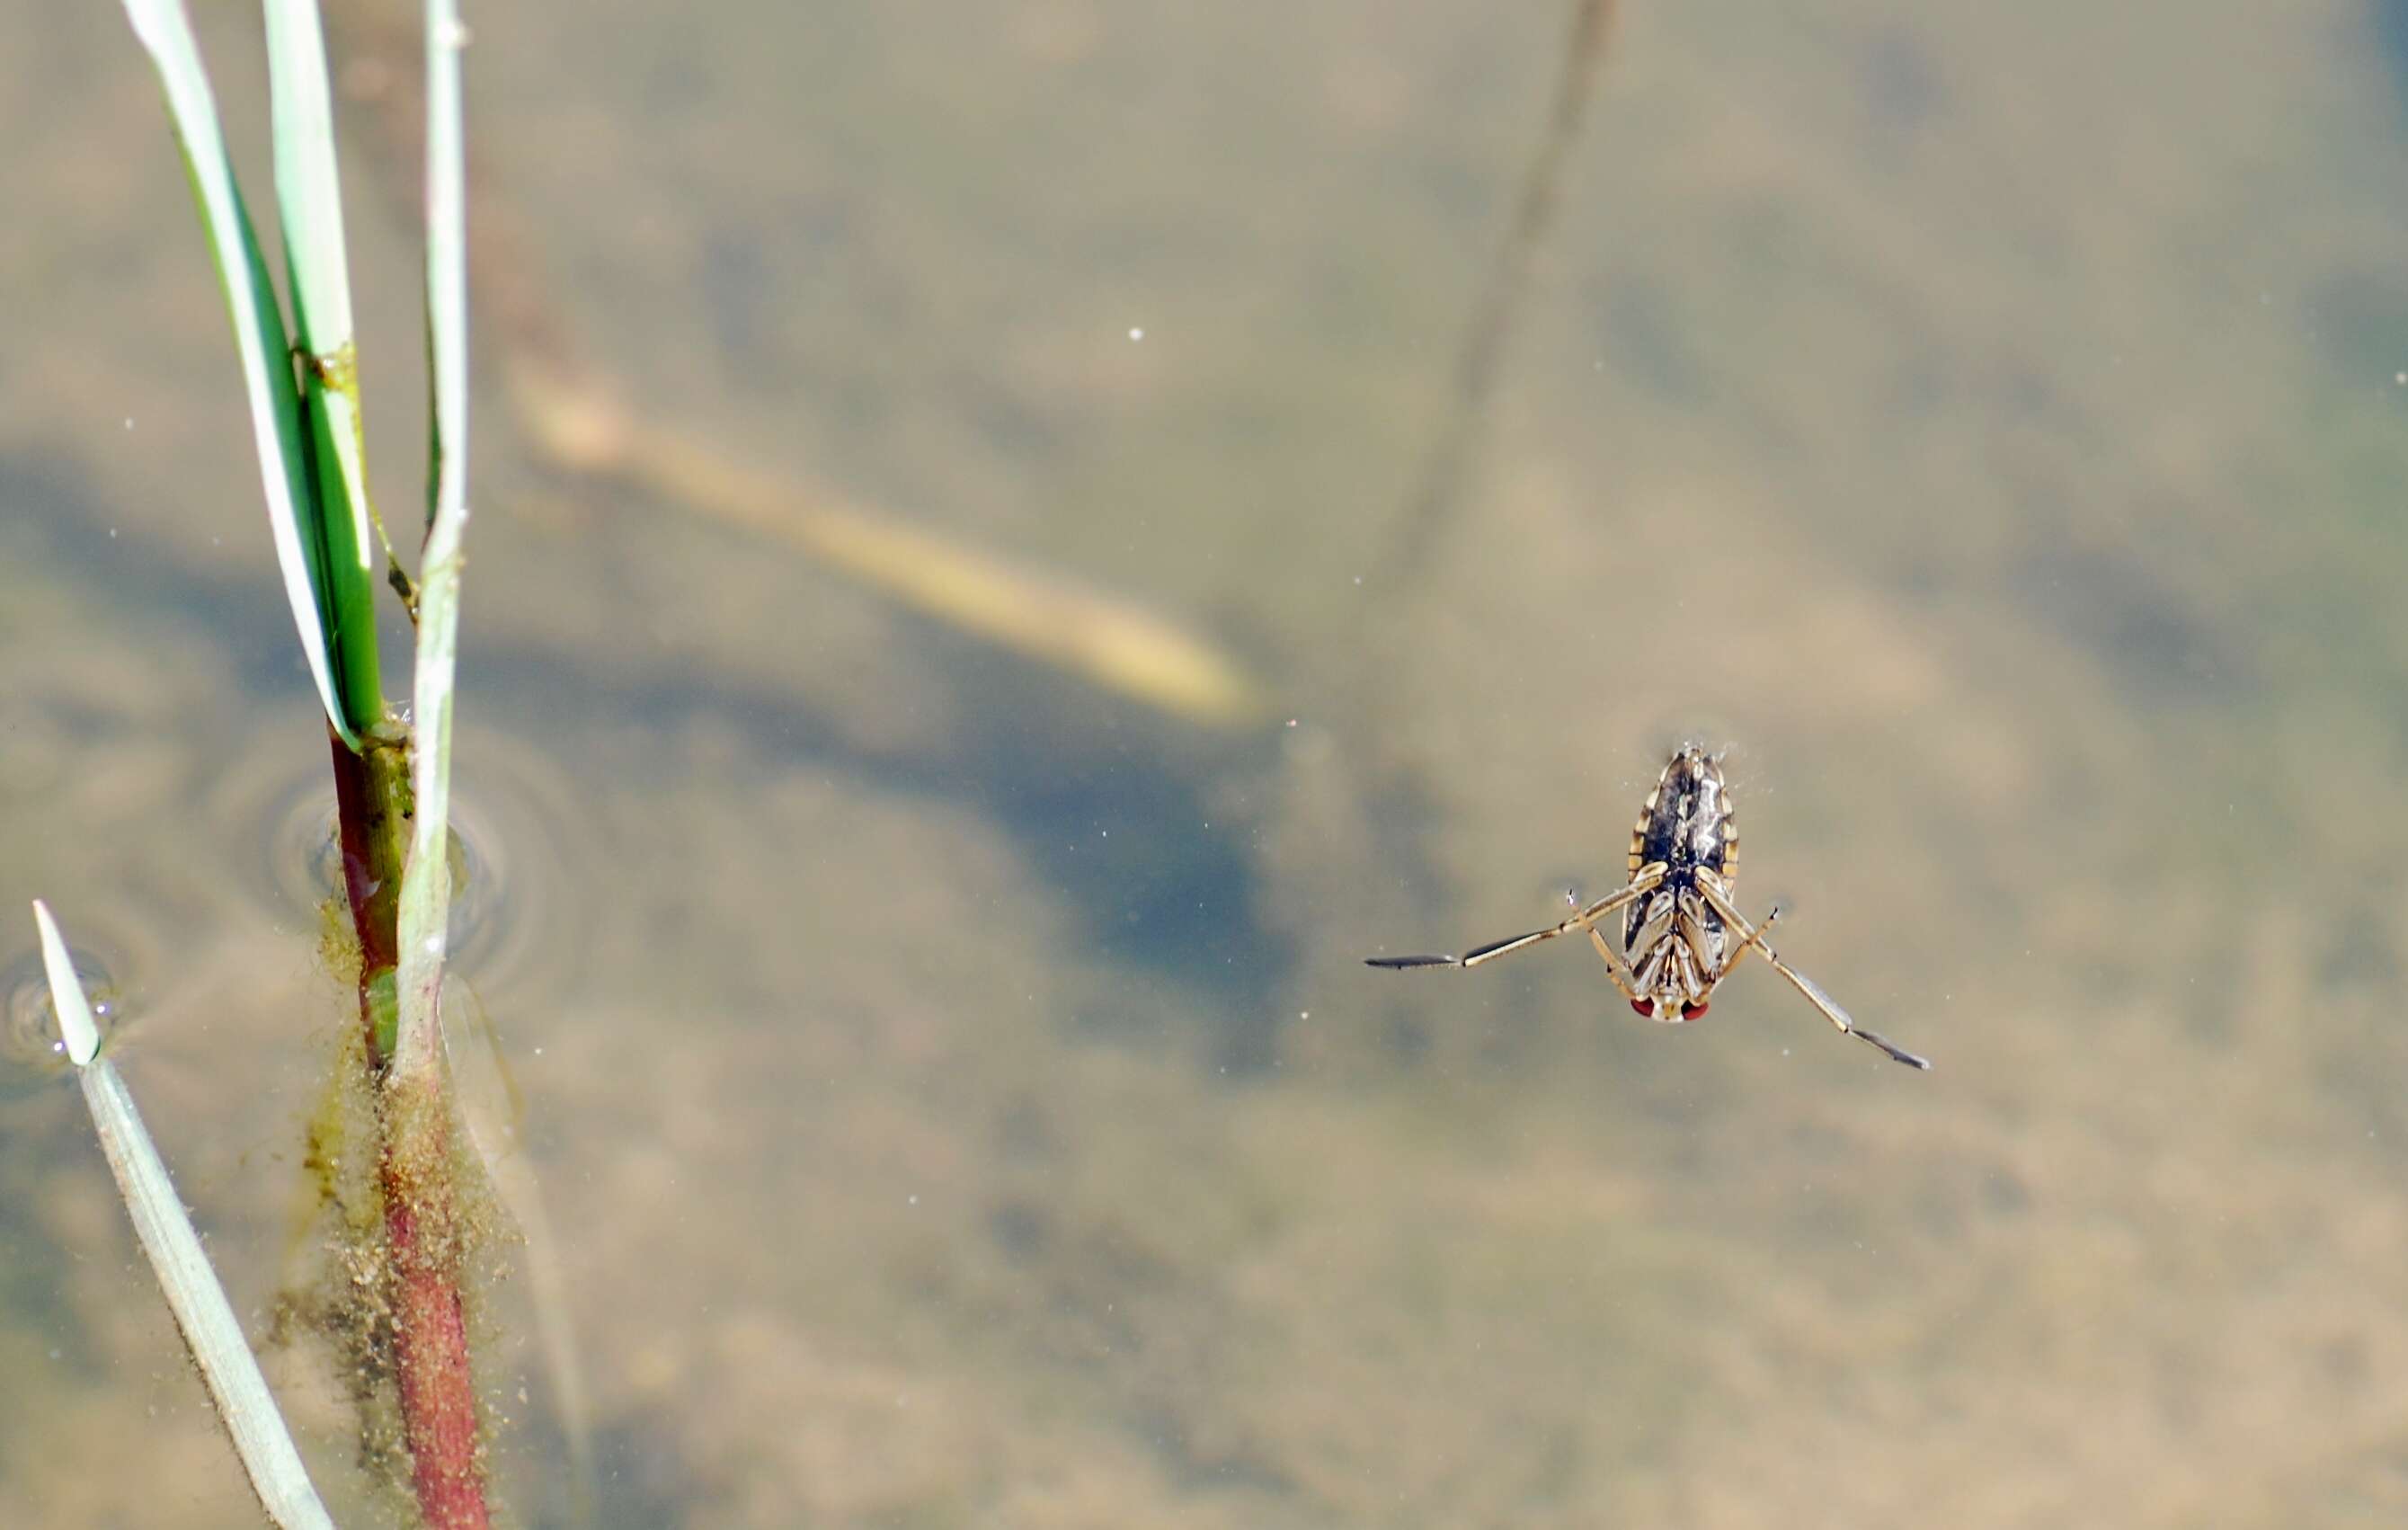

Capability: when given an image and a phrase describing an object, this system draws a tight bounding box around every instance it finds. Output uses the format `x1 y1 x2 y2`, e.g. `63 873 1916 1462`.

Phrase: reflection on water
5 0 2408 1526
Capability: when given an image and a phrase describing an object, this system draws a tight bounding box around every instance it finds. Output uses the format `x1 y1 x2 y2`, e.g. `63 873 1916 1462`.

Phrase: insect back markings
1365 747 1930 1070
1621 745 1733 988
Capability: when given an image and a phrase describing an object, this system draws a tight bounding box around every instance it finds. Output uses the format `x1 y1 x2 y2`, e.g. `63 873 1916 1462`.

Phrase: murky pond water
4 1 2407 1526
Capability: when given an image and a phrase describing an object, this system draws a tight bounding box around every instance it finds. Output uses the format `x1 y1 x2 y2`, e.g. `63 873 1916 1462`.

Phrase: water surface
3 1 2405 1525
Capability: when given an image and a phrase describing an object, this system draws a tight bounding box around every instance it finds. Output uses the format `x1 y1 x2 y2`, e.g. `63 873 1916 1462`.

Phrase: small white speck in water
122 417 134 430
907 1194 919 1206
108 529 118 539
1128 326 1144 342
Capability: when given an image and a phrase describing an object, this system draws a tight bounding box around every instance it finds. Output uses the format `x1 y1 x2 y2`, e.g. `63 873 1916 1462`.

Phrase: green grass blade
32 903 338 1530
117 0 359 751
392 0 473 1083
263 0 383 737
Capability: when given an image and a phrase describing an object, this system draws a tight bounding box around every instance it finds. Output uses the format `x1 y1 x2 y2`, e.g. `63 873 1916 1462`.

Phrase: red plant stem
385 1079 490 1529
329 727 493 1529
328 727 403 977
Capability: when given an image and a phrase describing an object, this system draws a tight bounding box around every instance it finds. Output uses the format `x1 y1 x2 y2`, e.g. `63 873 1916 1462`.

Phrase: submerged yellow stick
511 362 1267 730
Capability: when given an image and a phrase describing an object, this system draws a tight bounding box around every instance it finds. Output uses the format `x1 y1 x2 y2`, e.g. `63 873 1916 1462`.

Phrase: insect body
1366 746 1930 1069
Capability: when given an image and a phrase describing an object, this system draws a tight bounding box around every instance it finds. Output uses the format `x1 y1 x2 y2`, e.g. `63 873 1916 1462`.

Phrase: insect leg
1557 882 1645 992
1705 900 1781 977
1762 943 1933 1070
1564 888 1648 1002
1364 864 1665 972
1691 879 1932 1070
1462 864 1665 967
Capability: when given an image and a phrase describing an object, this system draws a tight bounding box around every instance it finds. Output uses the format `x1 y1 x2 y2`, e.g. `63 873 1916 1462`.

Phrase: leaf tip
31 900 101 1067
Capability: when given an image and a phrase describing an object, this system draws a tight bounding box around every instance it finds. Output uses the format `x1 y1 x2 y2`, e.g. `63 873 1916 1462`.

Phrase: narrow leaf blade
118 0 359 748
264 0 384 734
31 903 336 1530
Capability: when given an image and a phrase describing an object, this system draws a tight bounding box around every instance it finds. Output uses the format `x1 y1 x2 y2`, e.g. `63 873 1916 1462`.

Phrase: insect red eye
1682 1001 1709 1019
1630 999 1655 1018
